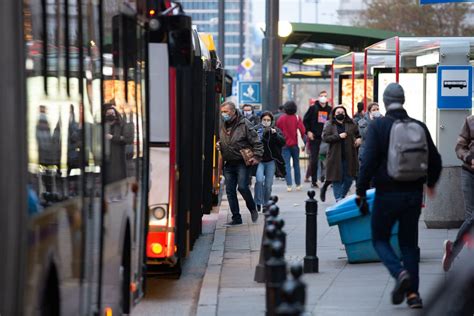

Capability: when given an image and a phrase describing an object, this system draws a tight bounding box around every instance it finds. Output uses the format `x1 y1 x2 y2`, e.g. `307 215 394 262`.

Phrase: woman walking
253 112 286 211
276 101 306 192
322 106 361 201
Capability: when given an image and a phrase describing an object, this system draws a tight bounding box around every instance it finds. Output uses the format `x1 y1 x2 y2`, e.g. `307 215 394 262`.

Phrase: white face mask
244 110 252 117
371 111 381 118
262 120 271 127
319 96 327 104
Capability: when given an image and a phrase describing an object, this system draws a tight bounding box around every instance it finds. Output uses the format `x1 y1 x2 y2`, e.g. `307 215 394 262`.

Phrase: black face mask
106 114 116 122
335 114 345 121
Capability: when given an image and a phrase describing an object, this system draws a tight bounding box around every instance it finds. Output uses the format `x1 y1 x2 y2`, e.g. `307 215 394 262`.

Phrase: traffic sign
421 0 474 3
241 58 255 70
437 65 473 109
238 81 261 104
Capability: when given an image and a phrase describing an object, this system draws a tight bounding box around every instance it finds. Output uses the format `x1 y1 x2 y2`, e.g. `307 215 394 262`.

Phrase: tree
359 0 473 36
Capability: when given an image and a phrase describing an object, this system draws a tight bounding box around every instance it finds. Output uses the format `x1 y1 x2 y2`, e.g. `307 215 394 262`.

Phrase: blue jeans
282 146 301 186
372 191 423 294
224 162 257 221
332 159 353 201
453 168 474 256
254 161 276 206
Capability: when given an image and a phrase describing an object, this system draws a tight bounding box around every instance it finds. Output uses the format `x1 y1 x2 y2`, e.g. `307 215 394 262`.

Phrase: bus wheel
41 266 60 316
120 229 131 314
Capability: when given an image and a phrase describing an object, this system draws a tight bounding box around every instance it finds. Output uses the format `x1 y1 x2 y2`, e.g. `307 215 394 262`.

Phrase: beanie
383 83 405 107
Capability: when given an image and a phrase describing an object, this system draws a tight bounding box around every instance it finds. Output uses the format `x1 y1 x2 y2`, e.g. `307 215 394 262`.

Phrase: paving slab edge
196 204 228 316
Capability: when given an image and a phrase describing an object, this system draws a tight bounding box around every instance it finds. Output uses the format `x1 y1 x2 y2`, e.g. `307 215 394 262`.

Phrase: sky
250 0 340 25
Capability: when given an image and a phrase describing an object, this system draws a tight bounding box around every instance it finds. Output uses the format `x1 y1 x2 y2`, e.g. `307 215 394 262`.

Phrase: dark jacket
322 118 361 182
253 124 286 162
244 113 260 127
356 109 442 196
105 119 130 184
358 112 382 160
303 101 332 139
220 112 264 163
455 115 474 174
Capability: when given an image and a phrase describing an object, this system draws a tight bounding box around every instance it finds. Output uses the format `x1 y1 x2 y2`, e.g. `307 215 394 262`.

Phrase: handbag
240 148 255 166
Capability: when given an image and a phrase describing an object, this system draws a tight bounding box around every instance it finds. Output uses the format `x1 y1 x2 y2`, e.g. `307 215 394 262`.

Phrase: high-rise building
337 0 367 26
180 0 250 75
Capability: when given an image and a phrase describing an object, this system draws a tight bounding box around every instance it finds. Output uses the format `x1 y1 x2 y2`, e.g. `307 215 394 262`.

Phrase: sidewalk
197 180 459 316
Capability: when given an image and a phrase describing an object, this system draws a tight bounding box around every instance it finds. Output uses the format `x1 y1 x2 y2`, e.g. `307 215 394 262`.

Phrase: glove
356 196 369 216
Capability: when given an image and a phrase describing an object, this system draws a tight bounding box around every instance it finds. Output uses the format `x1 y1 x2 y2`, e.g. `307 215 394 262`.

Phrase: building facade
180 0 250 75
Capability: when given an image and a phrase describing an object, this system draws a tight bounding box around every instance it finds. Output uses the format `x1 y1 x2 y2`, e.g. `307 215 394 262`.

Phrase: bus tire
121 225 132 314
41 265 60 316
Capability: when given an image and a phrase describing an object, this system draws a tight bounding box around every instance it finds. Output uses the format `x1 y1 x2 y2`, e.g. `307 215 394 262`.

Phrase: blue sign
421 0 474 3
238 81 261 104
437 65 472 109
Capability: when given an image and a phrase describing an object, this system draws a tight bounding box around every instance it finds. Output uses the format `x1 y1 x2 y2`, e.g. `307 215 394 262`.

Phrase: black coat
303 102 332 139
356 109 442 196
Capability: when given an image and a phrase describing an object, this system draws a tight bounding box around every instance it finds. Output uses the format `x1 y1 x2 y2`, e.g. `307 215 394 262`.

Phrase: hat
383 83 405 107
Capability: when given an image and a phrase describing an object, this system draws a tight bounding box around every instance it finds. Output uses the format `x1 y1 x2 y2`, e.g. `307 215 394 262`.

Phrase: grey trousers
453 168 474 256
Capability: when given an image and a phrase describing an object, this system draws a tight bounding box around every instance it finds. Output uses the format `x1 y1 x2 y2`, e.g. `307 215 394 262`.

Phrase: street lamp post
262 0 282 112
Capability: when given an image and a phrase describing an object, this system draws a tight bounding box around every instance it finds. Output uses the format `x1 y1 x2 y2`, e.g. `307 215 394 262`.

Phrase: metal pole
218 0 225 66
262 0 282 112
239 0 244 62
304 190 319 273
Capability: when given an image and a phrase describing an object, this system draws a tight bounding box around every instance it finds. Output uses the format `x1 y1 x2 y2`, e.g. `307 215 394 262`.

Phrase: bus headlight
151 206 166 220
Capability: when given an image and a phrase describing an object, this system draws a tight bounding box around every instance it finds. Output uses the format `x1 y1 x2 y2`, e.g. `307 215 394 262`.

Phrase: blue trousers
372 191 423 294
224 162 256 221
254 161 276 206
282 146 301 186
332 159 353 201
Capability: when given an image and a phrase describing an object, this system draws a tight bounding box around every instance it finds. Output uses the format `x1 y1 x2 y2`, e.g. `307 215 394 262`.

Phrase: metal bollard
304 190 319 273
274 218 287 254
275 263 306 316
265 241 287 316
255 197 279 283
255 224 277 282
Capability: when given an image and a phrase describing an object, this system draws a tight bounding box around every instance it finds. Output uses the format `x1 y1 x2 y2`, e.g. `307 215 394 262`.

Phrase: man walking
219 101 263 226
303 90 332 188
356 83 442 309
442 114 474 271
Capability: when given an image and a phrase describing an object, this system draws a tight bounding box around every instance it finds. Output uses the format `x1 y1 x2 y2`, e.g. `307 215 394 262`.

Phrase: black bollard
255 222 277 283
274 218 287 254
265 241 287 316
275 282 300 316
276 264 306 316
304 190 319 273
254 197 279 283
290 264 306 310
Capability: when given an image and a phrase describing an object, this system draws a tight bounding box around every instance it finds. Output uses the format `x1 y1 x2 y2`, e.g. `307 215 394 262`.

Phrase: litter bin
325 189 400 263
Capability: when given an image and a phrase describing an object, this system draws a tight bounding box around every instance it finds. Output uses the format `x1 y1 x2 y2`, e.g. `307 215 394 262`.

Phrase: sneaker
320 184 328 202
392 270 411 305
256 204 262 212
287 186 293 192
296 185 302 191
311 182 319 188
250 209 259 223
225 220 243 226
406 293 423 309
442 240 453 272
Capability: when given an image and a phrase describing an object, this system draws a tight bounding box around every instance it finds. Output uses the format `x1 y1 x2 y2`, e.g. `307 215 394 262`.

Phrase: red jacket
276 114 306 147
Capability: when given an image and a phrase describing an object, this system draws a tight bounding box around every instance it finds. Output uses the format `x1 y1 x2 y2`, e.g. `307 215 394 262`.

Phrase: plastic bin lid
325 189 376 226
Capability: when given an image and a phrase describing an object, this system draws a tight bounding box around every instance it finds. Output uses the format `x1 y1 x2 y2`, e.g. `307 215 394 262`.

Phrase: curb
196 203 228 316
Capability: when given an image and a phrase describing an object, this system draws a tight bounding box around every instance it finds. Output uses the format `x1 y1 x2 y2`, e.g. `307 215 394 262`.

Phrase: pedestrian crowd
218 83 473 310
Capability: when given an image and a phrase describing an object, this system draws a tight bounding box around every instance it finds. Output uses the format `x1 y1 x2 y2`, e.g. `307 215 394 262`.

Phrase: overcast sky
250 0 340 25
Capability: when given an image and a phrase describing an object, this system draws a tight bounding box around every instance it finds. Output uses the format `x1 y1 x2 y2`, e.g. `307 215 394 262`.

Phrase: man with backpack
356 83 442 309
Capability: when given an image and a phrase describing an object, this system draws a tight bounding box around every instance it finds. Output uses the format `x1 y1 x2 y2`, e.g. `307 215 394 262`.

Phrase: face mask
335 113 345 121
371 111 381 118
244 110 252 117
319 96 327 104
222 113 232 122
106 114 115 122
262 120 271 128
